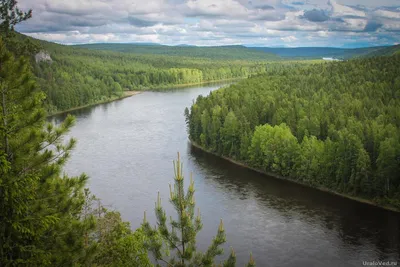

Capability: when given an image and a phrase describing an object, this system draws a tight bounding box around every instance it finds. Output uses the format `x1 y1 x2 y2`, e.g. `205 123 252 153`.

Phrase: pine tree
142 152 255 267
0 35 94 266
0 1 98 264
0 0 38 56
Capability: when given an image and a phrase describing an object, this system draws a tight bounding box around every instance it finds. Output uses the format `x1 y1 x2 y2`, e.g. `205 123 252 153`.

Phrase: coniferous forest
0 1 255 266
186 56 400 208
25 36 271 113
2 0 400 266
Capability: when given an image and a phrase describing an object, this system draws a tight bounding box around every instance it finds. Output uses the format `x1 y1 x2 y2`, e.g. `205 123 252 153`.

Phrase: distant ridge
175 44 197 47
18 32 400 60
74 42 400 60
248 46 391 59
74 43 280 60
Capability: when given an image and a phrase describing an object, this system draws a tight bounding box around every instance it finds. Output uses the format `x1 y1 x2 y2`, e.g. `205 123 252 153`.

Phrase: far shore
48 91 141 117
48 77 240 117
190 140 400 213
148 77 242 91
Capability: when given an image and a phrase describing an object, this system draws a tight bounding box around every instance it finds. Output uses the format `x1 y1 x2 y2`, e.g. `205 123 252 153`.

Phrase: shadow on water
48 97 129 124
188 144 400 261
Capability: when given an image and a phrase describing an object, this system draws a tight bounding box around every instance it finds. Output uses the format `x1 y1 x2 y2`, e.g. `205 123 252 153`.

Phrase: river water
51 84 400 266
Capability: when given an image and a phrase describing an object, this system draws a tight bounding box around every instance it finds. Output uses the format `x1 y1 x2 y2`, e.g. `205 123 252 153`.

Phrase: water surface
52 84 400 266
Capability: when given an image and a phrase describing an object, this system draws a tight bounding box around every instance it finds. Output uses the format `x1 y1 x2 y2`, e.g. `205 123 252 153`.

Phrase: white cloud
281 35 298 42
329 0 366 17
318 31 329 37
14 0 400 47
374 9 400 19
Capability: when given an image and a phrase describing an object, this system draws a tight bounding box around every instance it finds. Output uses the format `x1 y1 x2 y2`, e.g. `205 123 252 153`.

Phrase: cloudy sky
16 0 400 47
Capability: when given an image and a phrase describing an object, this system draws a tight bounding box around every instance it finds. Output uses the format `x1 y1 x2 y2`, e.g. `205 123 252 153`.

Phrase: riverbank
148 77 242 91
190 140 400 213
48 91 141 117
48 78 239 117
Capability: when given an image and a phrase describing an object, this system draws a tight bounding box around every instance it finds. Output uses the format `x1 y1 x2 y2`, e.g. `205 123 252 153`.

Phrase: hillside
75 43 281 61
17 34 272 113
249 46 387 59
363 44 400 57
18 34 400 114
77 42 399 60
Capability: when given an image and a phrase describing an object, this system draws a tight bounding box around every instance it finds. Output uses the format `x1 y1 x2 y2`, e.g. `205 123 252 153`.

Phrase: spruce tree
142 152 255 266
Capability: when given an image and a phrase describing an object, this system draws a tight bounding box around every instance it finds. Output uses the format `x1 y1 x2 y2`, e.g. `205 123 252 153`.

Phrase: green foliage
9 34 271 113
0 35 94 265
0 3 151 265
249 46 398 60
0 0 32 36
187 55 400 208
75 44 280 61
79 189 152 267
142 153 254 267
363 44 400 57
0 1 38 56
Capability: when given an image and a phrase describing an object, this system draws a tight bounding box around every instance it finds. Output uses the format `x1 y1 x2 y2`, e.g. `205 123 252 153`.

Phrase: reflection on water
189 145 400 266
60 84 399 267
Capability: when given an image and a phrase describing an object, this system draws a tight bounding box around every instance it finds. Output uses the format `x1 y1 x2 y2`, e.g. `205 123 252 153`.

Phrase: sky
16 0 400 47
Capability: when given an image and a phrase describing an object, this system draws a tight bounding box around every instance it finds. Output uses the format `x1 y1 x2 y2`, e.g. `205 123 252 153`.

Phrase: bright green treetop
142 152 255 267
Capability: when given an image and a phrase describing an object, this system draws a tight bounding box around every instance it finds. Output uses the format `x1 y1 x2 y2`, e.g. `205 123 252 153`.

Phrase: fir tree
142 152 255 267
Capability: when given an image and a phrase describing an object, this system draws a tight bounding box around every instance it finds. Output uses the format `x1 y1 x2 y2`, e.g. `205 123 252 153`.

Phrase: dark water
52 84 400 267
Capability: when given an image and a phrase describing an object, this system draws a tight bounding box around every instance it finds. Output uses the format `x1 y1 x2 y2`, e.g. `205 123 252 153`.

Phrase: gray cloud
364 21 383 32
14 0 400 47
128 17 158 27
254 5 275 10
302 9 329 22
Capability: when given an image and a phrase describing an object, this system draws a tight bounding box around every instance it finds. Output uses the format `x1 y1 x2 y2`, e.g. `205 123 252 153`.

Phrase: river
51 84 400 267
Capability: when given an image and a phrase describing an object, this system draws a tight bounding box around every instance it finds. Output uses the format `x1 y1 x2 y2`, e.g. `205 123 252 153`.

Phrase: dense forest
78 42 400 60
21 36 272 113
186 55 400 208
0 1 257 266
19 35 400 114
249 45 400 59
76 43 280 60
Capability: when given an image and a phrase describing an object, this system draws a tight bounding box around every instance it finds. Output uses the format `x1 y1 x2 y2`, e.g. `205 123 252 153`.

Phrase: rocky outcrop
35 51 52 63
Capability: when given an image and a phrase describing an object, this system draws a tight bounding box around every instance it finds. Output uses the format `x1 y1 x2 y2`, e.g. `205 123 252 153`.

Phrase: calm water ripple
51 84 400 267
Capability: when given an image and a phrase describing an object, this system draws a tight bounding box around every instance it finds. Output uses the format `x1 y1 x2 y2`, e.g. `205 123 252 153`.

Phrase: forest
249 45 400 59
186 55 400 208
26 37 272 113
0 1 256 266
75 43 280 60
22 35 400 114
79 43 400 60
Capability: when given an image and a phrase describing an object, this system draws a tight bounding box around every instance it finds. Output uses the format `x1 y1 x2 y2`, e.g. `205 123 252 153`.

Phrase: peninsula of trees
185 56 400 209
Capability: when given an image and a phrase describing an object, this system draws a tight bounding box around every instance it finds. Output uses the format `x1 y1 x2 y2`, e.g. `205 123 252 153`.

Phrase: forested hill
77 42 400 60
75 43 280 60
248 45 399 59
186 54 400 209
363 44 400 57
18 34 272 113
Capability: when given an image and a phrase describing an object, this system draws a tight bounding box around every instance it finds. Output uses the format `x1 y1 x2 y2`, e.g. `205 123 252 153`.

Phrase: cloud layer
16 0 400 47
